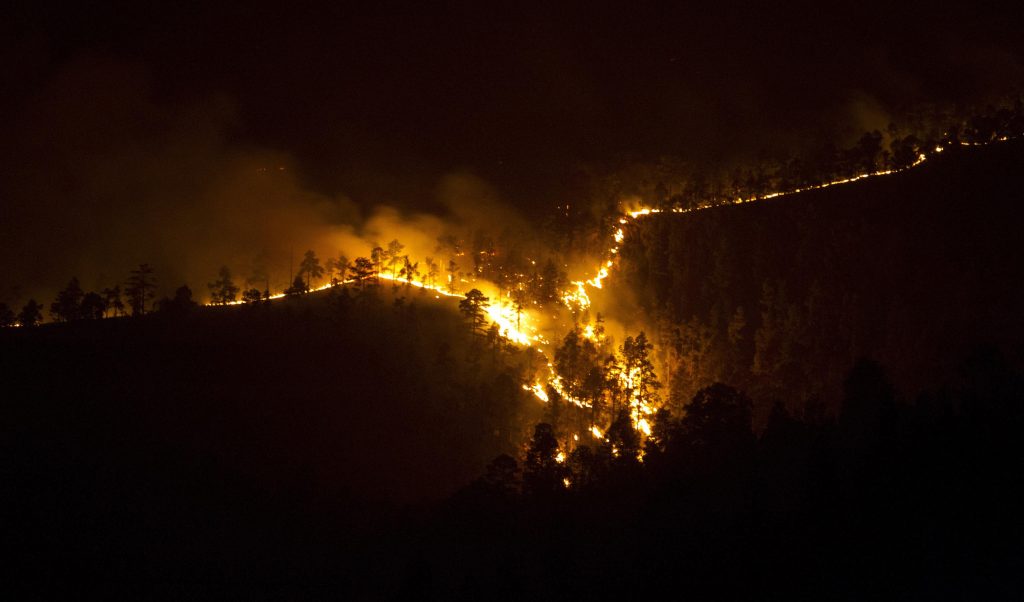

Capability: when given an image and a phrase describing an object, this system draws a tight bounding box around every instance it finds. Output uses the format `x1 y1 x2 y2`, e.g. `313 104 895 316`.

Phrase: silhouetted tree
370 245 384 283
424 256 439 288
125 264 156 316
839 358 895 449
480 454 520 497
101 286 124 317
0 302 15 327
889 134 922 169
80 291 106 320
645 408 675 456
679 383 754 465
554 324 600 403
567 445 604 489
349 257 375 289
241 288 263 304
543 383 566 436
536 259 562 306
18 299 43 327
327 254 349 286
620 331 661 421
400 255 419 287
849 130 884 173
459 289 490 333
386 239 405 279
208 266 240 304
284 274 307 296
486 322 501 355
523 423 566 496
582 363 609 427
446 259 459 293
158 285 198 314
325 257 338 285
298 250 323 290
605 409 641 467
510 286 528 332
50 277 84 322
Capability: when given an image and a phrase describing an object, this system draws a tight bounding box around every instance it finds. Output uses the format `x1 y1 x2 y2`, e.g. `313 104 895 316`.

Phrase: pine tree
424 257 439 288
399 255 419 287
446 259 459 294
125 264 157 316
208 266 240 304
349 257 375 289
523 423 567 496
386 239 405 279
554 324 600 403
298 250 323 290
620 331 661 423
458 289 490 333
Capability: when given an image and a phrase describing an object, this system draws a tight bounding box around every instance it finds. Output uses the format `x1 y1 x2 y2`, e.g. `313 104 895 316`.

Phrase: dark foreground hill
1 287 541 596
619 139 1024 421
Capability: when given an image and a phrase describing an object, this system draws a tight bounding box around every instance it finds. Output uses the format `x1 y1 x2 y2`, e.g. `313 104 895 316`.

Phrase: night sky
2 1 1023 299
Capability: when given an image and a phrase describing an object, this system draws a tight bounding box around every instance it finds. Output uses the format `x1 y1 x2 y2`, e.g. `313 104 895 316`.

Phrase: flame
525 383 549 402
582 324 596 340
637 418 652 437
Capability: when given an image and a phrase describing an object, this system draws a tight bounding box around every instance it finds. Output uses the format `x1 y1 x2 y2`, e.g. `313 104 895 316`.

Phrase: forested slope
620 139 1024 421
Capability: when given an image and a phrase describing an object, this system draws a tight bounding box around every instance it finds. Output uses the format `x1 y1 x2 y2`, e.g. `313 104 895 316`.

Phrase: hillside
618 139 1024 419
2 285 542 593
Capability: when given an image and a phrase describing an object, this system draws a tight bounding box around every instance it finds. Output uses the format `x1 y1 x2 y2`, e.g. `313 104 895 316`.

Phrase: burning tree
620 332 661 425
554 324 601 403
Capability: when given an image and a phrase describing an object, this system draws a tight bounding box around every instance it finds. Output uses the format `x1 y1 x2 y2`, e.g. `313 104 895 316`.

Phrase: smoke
0 54 539 308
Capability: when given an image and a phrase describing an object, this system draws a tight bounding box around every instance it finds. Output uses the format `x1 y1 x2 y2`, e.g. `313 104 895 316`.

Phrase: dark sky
2 0 1023 301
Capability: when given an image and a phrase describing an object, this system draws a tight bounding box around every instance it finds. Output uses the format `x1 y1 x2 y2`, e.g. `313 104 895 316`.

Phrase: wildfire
206 135 1016 450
